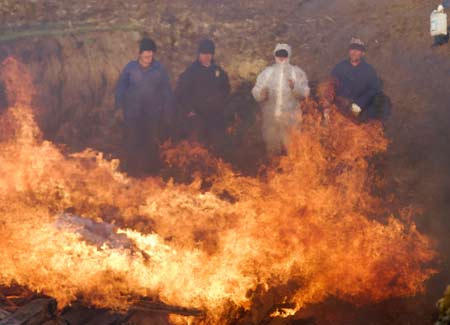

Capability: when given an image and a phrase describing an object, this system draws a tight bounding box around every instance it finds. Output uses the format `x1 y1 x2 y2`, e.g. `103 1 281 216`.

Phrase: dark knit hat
139 38 157 53
198 39 215 54
348 37 366 51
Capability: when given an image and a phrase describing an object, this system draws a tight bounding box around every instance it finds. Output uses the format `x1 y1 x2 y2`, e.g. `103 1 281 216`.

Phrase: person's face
275 56 288 64
198 53 213 67
138 50 153 68
349 49 364 64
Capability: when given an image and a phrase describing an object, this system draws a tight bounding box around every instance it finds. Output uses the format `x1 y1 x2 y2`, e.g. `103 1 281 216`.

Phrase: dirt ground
0 0 449 323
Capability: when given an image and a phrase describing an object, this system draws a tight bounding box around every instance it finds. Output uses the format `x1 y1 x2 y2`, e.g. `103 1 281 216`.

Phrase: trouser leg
124 113 147 176
205 116 226 151
262 119 283 156
262 112 298 156
143 116 162 174
280 111 300 151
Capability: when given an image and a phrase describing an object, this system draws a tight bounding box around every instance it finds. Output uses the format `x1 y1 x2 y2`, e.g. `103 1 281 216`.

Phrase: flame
0 57 437 323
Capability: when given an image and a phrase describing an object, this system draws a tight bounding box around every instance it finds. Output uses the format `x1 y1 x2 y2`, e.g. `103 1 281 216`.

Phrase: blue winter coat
115 60 172 120
331 59 380 109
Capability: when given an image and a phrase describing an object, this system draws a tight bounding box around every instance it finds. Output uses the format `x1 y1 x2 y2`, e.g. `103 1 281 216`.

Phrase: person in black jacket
174 39 230 149
331 38 381 121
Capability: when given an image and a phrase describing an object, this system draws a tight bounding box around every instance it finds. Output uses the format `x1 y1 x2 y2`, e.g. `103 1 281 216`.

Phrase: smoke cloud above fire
0 57 437 322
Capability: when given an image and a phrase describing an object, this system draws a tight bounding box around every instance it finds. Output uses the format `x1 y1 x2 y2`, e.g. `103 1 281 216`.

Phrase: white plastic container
430 6 448 36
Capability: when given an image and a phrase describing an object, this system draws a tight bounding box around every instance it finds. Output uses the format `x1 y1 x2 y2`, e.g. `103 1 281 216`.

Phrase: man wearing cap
331 38 380 120
174 39 230 149
115 37 172 176
252 43 310 156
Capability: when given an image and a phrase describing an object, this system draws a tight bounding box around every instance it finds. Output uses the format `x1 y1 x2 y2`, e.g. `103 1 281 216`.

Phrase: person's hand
351 103 362 116
261 88 269 101
288 79 295 90
188 111 196 118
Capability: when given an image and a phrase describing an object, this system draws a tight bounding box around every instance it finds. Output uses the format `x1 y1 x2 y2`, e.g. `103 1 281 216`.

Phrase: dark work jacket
175 60 230 121
331 59 380 109
115 60 172 120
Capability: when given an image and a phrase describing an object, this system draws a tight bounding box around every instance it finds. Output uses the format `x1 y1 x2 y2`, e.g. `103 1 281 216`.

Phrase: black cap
198 39 215 54
139 38 157 53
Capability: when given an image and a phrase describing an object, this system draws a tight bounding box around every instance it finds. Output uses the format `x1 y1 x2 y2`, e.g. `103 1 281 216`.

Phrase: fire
0 57 437 323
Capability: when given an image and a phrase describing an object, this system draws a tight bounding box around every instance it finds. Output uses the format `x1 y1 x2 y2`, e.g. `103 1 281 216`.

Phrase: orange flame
0 57 437 323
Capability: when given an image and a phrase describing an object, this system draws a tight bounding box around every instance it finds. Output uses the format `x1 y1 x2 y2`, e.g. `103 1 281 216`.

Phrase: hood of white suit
273 43 292 63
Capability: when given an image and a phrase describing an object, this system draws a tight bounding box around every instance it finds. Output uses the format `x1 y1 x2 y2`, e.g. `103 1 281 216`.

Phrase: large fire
0 57 437 323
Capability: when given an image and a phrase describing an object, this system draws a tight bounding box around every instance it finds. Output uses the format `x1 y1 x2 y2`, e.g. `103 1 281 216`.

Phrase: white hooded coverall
252 43 310 155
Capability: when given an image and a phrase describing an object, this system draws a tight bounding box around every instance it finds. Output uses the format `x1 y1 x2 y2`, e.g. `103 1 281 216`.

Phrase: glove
288 79 295 90
351 103 362 116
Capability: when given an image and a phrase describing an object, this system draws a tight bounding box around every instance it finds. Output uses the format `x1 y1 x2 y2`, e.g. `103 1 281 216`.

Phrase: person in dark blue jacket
331 38 381 121
174 39 230 149
115 38 172 176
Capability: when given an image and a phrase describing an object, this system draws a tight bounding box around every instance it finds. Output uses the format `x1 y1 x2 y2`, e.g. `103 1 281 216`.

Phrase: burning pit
0 56 439 324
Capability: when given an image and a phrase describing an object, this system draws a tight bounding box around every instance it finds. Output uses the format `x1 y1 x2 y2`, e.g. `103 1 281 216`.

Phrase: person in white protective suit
252 43 310 156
